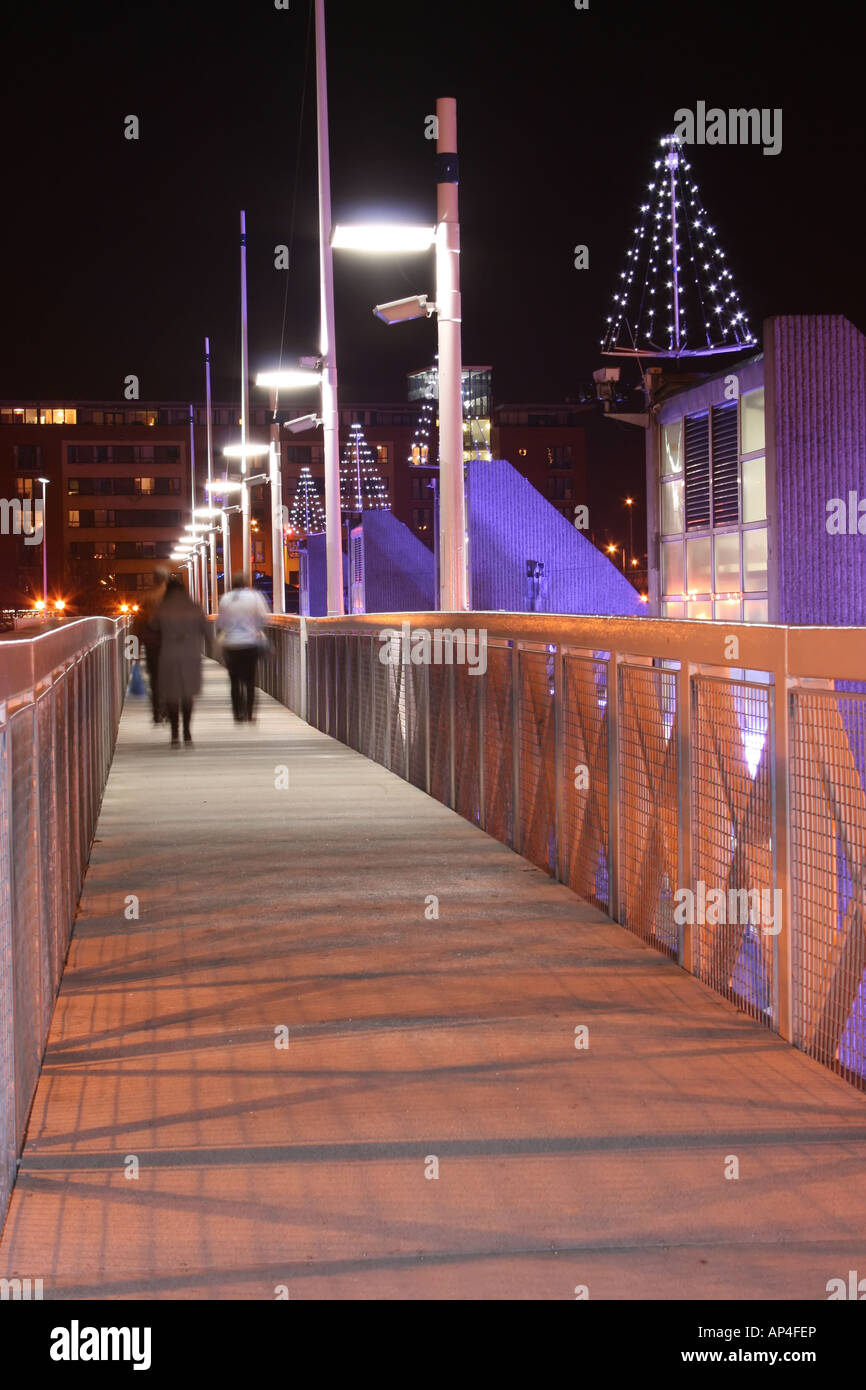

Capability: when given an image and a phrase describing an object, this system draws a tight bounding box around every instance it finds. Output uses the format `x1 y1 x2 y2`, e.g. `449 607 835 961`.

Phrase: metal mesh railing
257 612 866 1093
0 618 126 1230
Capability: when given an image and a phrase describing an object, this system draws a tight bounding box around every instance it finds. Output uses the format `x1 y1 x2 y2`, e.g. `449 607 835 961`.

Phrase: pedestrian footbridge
0 613 864 1298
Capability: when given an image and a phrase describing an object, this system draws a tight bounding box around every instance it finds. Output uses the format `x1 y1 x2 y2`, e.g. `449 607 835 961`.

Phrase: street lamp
254 370 325 615
37 476 50 605
331 96 468 612
223 443 270 580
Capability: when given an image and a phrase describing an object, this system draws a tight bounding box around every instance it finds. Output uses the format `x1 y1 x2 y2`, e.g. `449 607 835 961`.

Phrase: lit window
68 510 80 528
740 388 765 454
660 418 683 476
686 536 711 593
742 455 766 522
660 477 684 534
661 540 684 596
713 532 740 590
714 598 741 622
743 598 768 623
743 527 768 591
687 598 712 621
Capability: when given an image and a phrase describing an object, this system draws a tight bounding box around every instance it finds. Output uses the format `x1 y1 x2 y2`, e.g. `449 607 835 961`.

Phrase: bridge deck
1 662 864 1300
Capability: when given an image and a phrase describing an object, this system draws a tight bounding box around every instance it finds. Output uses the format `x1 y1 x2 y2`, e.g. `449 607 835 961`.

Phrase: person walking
215 572 271 723
132 564 169 723
149 575 208 748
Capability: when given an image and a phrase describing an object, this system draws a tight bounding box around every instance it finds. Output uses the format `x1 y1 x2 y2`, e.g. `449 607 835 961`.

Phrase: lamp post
330 95 468 611
625 496 634 566
313 0 343 616
223 443 269 582
37 476 49 605
254 370 324 606
204 337 219 611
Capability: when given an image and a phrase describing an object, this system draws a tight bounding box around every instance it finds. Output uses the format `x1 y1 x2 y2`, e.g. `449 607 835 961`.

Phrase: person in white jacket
215 572 271 722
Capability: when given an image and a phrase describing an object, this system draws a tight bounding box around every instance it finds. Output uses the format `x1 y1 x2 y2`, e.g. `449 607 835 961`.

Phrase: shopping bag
129 660 147 696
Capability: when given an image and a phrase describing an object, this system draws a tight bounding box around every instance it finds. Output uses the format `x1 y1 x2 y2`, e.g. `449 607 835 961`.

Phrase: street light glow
255 370 322 390
193 506 222 518
331 224 436 253
205 479 243 493
223 443 270 459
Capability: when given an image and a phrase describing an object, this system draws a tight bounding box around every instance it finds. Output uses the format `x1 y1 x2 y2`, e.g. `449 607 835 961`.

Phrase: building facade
646 315 866 626
0 400 264 611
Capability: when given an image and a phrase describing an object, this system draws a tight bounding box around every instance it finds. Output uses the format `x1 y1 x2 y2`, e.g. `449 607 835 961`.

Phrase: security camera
284 413 322 434
298 355 322 369
373 295 436 325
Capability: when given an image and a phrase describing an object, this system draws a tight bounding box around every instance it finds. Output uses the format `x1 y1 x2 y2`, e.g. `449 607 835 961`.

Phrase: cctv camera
284 413 322 435
373 295 436 325
298 355 322 369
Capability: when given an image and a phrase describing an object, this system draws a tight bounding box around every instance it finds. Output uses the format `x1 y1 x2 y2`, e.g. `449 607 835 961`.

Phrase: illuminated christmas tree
408 398 437 467
341 422 391 511
602 134 756 358
290 465 325 535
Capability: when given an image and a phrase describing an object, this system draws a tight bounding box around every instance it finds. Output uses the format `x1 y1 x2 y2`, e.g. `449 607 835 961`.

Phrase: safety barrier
0 619 127 1227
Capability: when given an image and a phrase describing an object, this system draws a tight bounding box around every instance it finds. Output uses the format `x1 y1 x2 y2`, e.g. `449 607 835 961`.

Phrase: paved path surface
1 661 865 1300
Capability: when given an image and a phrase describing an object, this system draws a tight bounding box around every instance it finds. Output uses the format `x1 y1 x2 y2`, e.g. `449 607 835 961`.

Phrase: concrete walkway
1 661 865 1300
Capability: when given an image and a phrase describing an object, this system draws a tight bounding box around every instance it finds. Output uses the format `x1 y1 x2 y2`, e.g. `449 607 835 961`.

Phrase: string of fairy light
409 398 436 466
340 421 391 511
289 465 325 535
602 134 756 356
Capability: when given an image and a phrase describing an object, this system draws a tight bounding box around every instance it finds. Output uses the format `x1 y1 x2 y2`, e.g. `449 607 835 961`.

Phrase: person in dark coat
149 576 208 747
131 564 170 723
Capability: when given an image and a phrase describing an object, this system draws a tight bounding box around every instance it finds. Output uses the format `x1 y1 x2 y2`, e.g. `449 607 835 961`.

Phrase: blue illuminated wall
466 458 644 616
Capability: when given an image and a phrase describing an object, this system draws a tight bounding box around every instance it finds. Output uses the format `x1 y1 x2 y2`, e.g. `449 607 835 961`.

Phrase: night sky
3 0 863 409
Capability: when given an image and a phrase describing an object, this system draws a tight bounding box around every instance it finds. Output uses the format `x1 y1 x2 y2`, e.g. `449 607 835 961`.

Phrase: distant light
34 599 46 611
132 604 140 613
119 603 130 614
193 506 222 518
640 594 649 603
54 599 66 611
331 224 435 253
37 476 50 485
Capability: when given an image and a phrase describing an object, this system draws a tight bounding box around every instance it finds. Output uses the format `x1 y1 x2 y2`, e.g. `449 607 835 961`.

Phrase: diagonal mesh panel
561 656 610 913
692 676 775 1026
482 643 514 847
618 663 679 957
791 689 866 1090
429 661 452 807
454 665 481 825
407 659 428 792
518 648 556 874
